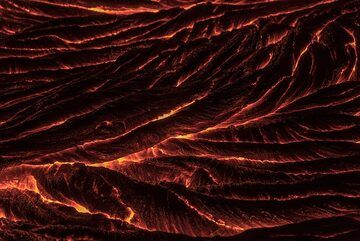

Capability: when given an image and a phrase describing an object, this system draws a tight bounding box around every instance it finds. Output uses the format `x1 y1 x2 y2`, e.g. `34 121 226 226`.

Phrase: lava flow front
1 0 360 240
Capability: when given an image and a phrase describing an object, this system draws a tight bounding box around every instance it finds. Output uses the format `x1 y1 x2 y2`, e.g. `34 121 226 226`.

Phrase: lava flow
1 0 360 240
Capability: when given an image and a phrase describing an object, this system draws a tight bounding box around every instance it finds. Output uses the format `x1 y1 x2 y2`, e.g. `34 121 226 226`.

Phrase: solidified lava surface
0 0 360 240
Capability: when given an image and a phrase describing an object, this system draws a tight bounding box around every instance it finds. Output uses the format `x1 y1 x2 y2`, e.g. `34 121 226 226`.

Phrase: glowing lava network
0 0 360 240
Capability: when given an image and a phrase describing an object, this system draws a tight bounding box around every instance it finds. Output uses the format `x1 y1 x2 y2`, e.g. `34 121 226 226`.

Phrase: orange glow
0 208 6 219
1 0 359 239
0 170 91 214
125 207 135 223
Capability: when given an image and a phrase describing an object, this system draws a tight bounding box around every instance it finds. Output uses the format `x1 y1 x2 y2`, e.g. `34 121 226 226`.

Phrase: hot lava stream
0 0 360 240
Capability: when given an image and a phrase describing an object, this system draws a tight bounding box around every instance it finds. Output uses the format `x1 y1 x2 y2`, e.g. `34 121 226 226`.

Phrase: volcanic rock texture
0 0 360 240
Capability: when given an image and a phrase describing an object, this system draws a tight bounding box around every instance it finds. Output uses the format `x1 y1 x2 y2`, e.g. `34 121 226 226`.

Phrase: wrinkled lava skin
0 0 360 240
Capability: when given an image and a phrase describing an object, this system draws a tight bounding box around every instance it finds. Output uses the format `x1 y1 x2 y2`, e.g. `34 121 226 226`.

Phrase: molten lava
0 0 359 240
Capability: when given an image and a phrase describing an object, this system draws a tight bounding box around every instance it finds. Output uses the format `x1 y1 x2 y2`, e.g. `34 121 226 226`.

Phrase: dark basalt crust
0 0 359 240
